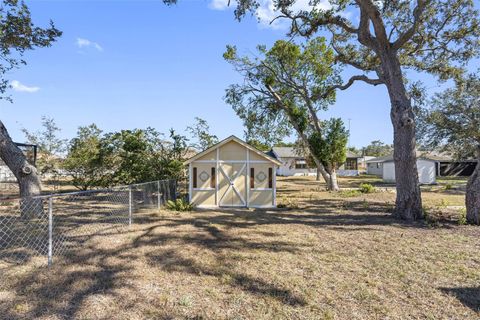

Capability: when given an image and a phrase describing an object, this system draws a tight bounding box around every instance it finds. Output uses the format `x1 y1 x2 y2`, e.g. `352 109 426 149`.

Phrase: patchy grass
0 177 479 319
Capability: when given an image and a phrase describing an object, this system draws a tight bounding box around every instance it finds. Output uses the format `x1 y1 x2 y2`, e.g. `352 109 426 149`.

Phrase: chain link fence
0 179 177 267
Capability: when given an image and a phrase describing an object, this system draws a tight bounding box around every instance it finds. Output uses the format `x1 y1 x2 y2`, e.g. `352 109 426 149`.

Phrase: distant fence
0 179 177 267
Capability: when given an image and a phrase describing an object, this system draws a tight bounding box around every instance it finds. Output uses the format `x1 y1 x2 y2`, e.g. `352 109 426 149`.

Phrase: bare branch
319 74 384 99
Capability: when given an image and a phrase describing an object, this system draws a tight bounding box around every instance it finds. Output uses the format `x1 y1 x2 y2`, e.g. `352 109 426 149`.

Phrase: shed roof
183 135 282 166
366 151 454 163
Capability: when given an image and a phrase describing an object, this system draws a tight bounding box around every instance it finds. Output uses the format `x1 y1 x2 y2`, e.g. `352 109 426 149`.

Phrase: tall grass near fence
0 180 177 267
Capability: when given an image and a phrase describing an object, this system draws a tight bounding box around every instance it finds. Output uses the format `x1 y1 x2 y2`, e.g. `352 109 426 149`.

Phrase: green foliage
246 139 270 152
63 124 109 190
308 118 348 170
64 125 188 190
0 0 62 100
277 195 300 209
224 37 339 142
338 190 361 198
22 116 67 176
359 183 376 194
458 208 467 225
363 140 393 157
224 37 345 180
231 0 480 82
416 73 480 160
186 117 218 151
166 199 193 212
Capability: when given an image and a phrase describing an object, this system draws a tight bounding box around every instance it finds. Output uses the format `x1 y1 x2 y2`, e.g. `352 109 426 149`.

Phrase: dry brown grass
0 177 479 319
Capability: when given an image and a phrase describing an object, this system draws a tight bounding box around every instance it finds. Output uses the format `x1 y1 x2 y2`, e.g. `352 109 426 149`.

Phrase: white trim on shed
184 136 281 208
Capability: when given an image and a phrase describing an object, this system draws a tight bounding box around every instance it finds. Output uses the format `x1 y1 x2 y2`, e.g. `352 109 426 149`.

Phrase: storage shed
184 136 282 208
382 158 437 184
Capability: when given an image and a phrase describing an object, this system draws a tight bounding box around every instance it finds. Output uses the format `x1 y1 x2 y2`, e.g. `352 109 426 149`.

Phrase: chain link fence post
157 180 161 209
48 197 53 267
128 186 132 226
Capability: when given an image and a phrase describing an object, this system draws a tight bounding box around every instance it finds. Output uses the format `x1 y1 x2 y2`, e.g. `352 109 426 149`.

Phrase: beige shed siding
249 190 273 207
249 151 269 162
193 163 215 189
186 136 278 208
197 150 216 161
191 189 216 206
219 141 247 161
250 163 272 189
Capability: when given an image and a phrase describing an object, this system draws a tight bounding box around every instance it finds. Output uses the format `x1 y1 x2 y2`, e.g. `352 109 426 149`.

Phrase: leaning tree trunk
0 120 42 218
314 161 331 187
328 167 339 192
382 53 423 221
466 145 480 225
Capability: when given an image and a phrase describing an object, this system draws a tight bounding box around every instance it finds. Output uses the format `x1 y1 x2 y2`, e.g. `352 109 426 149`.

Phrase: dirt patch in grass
1 178 479 319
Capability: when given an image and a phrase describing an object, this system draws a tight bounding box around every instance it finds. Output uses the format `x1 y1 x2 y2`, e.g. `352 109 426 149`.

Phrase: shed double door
218 162 246 207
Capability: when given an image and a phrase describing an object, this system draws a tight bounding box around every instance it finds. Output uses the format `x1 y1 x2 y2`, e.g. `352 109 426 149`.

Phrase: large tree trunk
381 53 423 221
466 145 480 225
0 120 42 217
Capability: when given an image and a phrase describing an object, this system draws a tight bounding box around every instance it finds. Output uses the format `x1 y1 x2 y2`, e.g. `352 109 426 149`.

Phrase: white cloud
11 80 40 93
209 0 230 10
208 0 332 30
259 0 332 29
76 37 103 52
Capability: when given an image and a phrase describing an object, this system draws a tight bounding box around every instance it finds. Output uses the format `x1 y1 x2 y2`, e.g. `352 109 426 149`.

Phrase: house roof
346 151 362 158
271 147 303 158
271 147 361 159
183 135 282 166
366 151 455 163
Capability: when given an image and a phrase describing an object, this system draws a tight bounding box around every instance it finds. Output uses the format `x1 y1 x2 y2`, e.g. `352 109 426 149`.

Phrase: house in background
269 147 369 177
268 147 316 177
366 151 478 184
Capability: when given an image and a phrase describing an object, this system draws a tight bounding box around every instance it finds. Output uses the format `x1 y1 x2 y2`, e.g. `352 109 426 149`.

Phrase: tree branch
356 0 388 47
320 74 384 99
392 0 428 50
280 9 358 38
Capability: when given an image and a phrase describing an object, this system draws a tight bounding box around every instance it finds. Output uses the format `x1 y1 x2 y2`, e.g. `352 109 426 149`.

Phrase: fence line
0 179 177 267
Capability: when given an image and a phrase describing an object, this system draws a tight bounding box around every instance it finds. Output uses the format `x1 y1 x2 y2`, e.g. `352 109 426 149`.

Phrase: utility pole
348 118 352 149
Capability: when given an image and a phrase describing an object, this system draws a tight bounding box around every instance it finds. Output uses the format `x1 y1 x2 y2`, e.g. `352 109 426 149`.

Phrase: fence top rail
17 179 176 201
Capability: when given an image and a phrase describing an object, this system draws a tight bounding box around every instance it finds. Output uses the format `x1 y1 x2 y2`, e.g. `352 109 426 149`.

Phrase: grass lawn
0 177 479 319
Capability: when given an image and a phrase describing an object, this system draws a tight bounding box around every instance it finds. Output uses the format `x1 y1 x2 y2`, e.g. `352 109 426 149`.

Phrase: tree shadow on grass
440 287 480 312
146 248 307 307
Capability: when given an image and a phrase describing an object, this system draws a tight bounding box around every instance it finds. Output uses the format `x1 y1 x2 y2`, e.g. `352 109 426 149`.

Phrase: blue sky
0 0 475 148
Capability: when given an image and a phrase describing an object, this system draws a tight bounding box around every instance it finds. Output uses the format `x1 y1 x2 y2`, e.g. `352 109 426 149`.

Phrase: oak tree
0 0 61 200
224 38 346 190
226 0 480 220
417 73 480 224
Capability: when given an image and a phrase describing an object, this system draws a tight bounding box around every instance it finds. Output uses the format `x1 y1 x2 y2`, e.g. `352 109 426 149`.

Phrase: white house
269 147 366 177
268 147 316 176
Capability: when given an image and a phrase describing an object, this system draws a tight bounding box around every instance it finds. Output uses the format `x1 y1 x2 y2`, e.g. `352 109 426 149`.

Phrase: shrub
338 190 361 198
359 183 376 194
277 196 300 209
166 199 193 212
458 208 467 225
